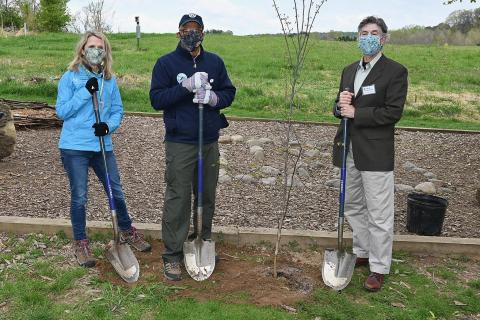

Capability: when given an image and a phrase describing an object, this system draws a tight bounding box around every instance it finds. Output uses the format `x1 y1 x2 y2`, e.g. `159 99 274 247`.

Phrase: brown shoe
120 226 152 252
73 239 96 268
355 257 369 267
364 272 385 292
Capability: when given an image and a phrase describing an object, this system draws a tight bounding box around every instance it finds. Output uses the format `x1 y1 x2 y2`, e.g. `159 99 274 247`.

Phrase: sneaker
73 239 96 268
164 260 182 281
120 226 152 252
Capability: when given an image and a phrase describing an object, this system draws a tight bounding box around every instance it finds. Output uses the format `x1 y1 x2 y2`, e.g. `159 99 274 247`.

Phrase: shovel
183 103 216 281
322 112 357 291
91 90 140 283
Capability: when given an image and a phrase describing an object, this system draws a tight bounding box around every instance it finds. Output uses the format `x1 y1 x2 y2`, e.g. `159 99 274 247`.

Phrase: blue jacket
150 43 236 144
56 65 123 152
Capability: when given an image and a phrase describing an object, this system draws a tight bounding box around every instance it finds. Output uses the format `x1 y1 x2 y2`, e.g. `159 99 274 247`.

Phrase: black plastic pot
406 193 448 236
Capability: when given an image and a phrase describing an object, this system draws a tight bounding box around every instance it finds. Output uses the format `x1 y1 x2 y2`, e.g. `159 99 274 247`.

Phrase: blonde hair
68 31 113 80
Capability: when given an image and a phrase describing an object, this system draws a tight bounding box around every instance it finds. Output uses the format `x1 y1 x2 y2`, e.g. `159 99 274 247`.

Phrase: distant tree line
205 29 233 35
390 8 480 45
0 0 111 33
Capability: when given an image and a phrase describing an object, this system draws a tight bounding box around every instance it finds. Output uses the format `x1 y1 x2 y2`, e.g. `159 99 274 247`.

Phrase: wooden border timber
124 111 480 135
1 216 478 257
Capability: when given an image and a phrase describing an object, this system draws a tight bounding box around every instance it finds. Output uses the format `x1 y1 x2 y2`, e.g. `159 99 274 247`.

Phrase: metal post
135 16 140 50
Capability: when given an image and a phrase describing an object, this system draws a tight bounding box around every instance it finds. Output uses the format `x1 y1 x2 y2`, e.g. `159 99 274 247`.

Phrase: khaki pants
162 141 219 262
344 143 395 274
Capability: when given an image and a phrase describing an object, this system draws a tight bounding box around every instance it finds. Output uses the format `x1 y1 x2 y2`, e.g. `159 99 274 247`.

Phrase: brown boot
120 226 152 252
73 239 96 268
364 272 385 292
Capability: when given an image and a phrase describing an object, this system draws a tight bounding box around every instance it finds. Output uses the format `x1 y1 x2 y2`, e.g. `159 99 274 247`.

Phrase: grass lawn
0 233 479 319
0 33 479 131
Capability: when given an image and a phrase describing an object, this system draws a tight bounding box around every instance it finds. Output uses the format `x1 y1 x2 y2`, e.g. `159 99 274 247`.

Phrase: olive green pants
162 141 219 262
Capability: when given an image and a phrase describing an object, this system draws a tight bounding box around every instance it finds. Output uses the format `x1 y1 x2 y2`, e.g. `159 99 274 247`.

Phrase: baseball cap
179 13 204 29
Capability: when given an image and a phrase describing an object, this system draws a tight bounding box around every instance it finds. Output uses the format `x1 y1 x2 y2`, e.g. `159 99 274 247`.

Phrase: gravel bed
0 116 479 238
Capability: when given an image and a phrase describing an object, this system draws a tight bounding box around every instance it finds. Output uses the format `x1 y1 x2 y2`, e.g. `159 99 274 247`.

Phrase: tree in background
18 0 39 30
69 0 112 33
36 0 69 32
0 1 23 30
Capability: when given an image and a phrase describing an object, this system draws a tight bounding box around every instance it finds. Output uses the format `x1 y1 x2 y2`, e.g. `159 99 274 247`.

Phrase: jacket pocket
219 113 229 129
164 117 177 134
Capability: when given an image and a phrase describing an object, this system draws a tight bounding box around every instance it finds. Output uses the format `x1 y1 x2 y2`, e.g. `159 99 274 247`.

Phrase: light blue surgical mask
358 34 383 56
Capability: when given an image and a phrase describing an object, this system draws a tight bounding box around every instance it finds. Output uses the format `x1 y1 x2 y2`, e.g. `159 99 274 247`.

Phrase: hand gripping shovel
91 90 139 283
322 110 357 291
183 103 216 281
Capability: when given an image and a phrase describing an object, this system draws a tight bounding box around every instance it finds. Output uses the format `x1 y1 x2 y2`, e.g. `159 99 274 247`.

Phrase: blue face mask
358 34 382 56
180 30 203 52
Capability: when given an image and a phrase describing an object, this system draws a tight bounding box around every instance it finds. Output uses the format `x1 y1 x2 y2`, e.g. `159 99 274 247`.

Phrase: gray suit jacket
332 55 408 171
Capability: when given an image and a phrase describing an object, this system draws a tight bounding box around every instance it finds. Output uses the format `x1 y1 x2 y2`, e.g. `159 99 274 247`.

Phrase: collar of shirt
357 52 383 71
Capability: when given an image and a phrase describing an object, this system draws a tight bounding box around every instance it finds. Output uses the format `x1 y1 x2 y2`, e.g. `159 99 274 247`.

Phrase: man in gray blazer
332 16 408 291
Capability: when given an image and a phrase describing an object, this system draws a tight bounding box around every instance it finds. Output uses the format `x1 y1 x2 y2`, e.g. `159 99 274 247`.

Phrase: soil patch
96 240 323 307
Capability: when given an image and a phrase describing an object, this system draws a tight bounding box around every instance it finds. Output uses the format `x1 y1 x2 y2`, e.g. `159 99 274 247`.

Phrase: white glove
193 85 218 107
182 72 208 92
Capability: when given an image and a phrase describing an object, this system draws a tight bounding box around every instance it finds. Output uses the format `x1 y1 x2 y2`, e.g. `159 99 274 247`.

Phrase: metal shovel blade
183 238 215 281
322 248 357 291
105 240 140 283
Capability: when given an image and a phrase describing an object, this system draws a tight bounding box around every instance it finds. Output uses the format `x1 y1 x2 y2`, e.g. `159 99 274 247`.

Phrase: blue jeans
60 149 132 240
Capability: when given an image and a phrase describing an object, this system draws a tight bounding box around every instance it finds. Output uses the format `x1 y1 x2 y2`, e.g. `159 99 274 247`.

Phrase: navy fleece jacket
150 43 236 144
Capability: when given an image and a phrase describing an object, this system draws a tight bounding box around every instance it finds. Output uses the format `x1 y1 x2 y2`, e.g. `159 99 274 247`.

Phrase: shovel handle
197 103 204 238
92 91 119 242
338 87 352 250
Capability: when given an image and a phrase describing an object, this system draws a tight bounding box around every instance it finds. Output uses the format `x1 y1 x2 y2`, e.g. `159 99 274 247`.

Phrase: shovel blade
183 238 215 281
322 248 356 291
105 240 140 283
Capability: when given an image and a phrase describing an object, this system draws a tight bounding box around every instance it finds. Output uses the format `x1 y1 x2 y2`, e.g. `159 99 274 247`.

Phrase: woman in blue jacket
56 31 151 268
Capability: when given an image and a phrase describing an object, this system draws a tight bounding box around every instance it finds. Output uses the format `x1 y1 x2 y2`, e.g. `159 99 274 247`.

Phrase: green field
0 32 479 130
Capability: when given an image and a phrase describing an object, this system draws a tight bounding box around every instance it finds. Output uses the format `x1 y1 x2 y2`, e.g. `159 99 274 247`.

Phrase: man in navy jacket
150 13 236 281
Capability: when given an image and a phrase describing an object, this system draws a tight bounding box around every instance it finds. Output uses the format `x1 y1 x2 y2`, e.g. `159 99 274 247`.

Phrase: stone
428 179 444 188
218 175 231 184
424 172 437 179
415 182 436 194
261 166 280 176
395 184 414 193
219 168 227 177
412 167 427 174
304 149 320 158
288 149 301 157
258 137 273 144
320 152 331 158
218 135 232 144
287 175 304 187
254 150 265 162
247 139 262 147
297 167 309 178
476 189 480 205
0 105 16 160
260 177 277 185
231 135 244 143
309 161 324 169
289 140 300 147
249 145 263 154
403 161 417 171
325 179 340 189
234 174 255 184
438 187 454 194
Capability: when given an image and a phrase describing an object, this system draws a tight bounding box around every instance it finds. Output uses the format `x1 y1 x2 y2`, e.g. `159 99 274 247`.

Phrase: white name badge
362 84 376 96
